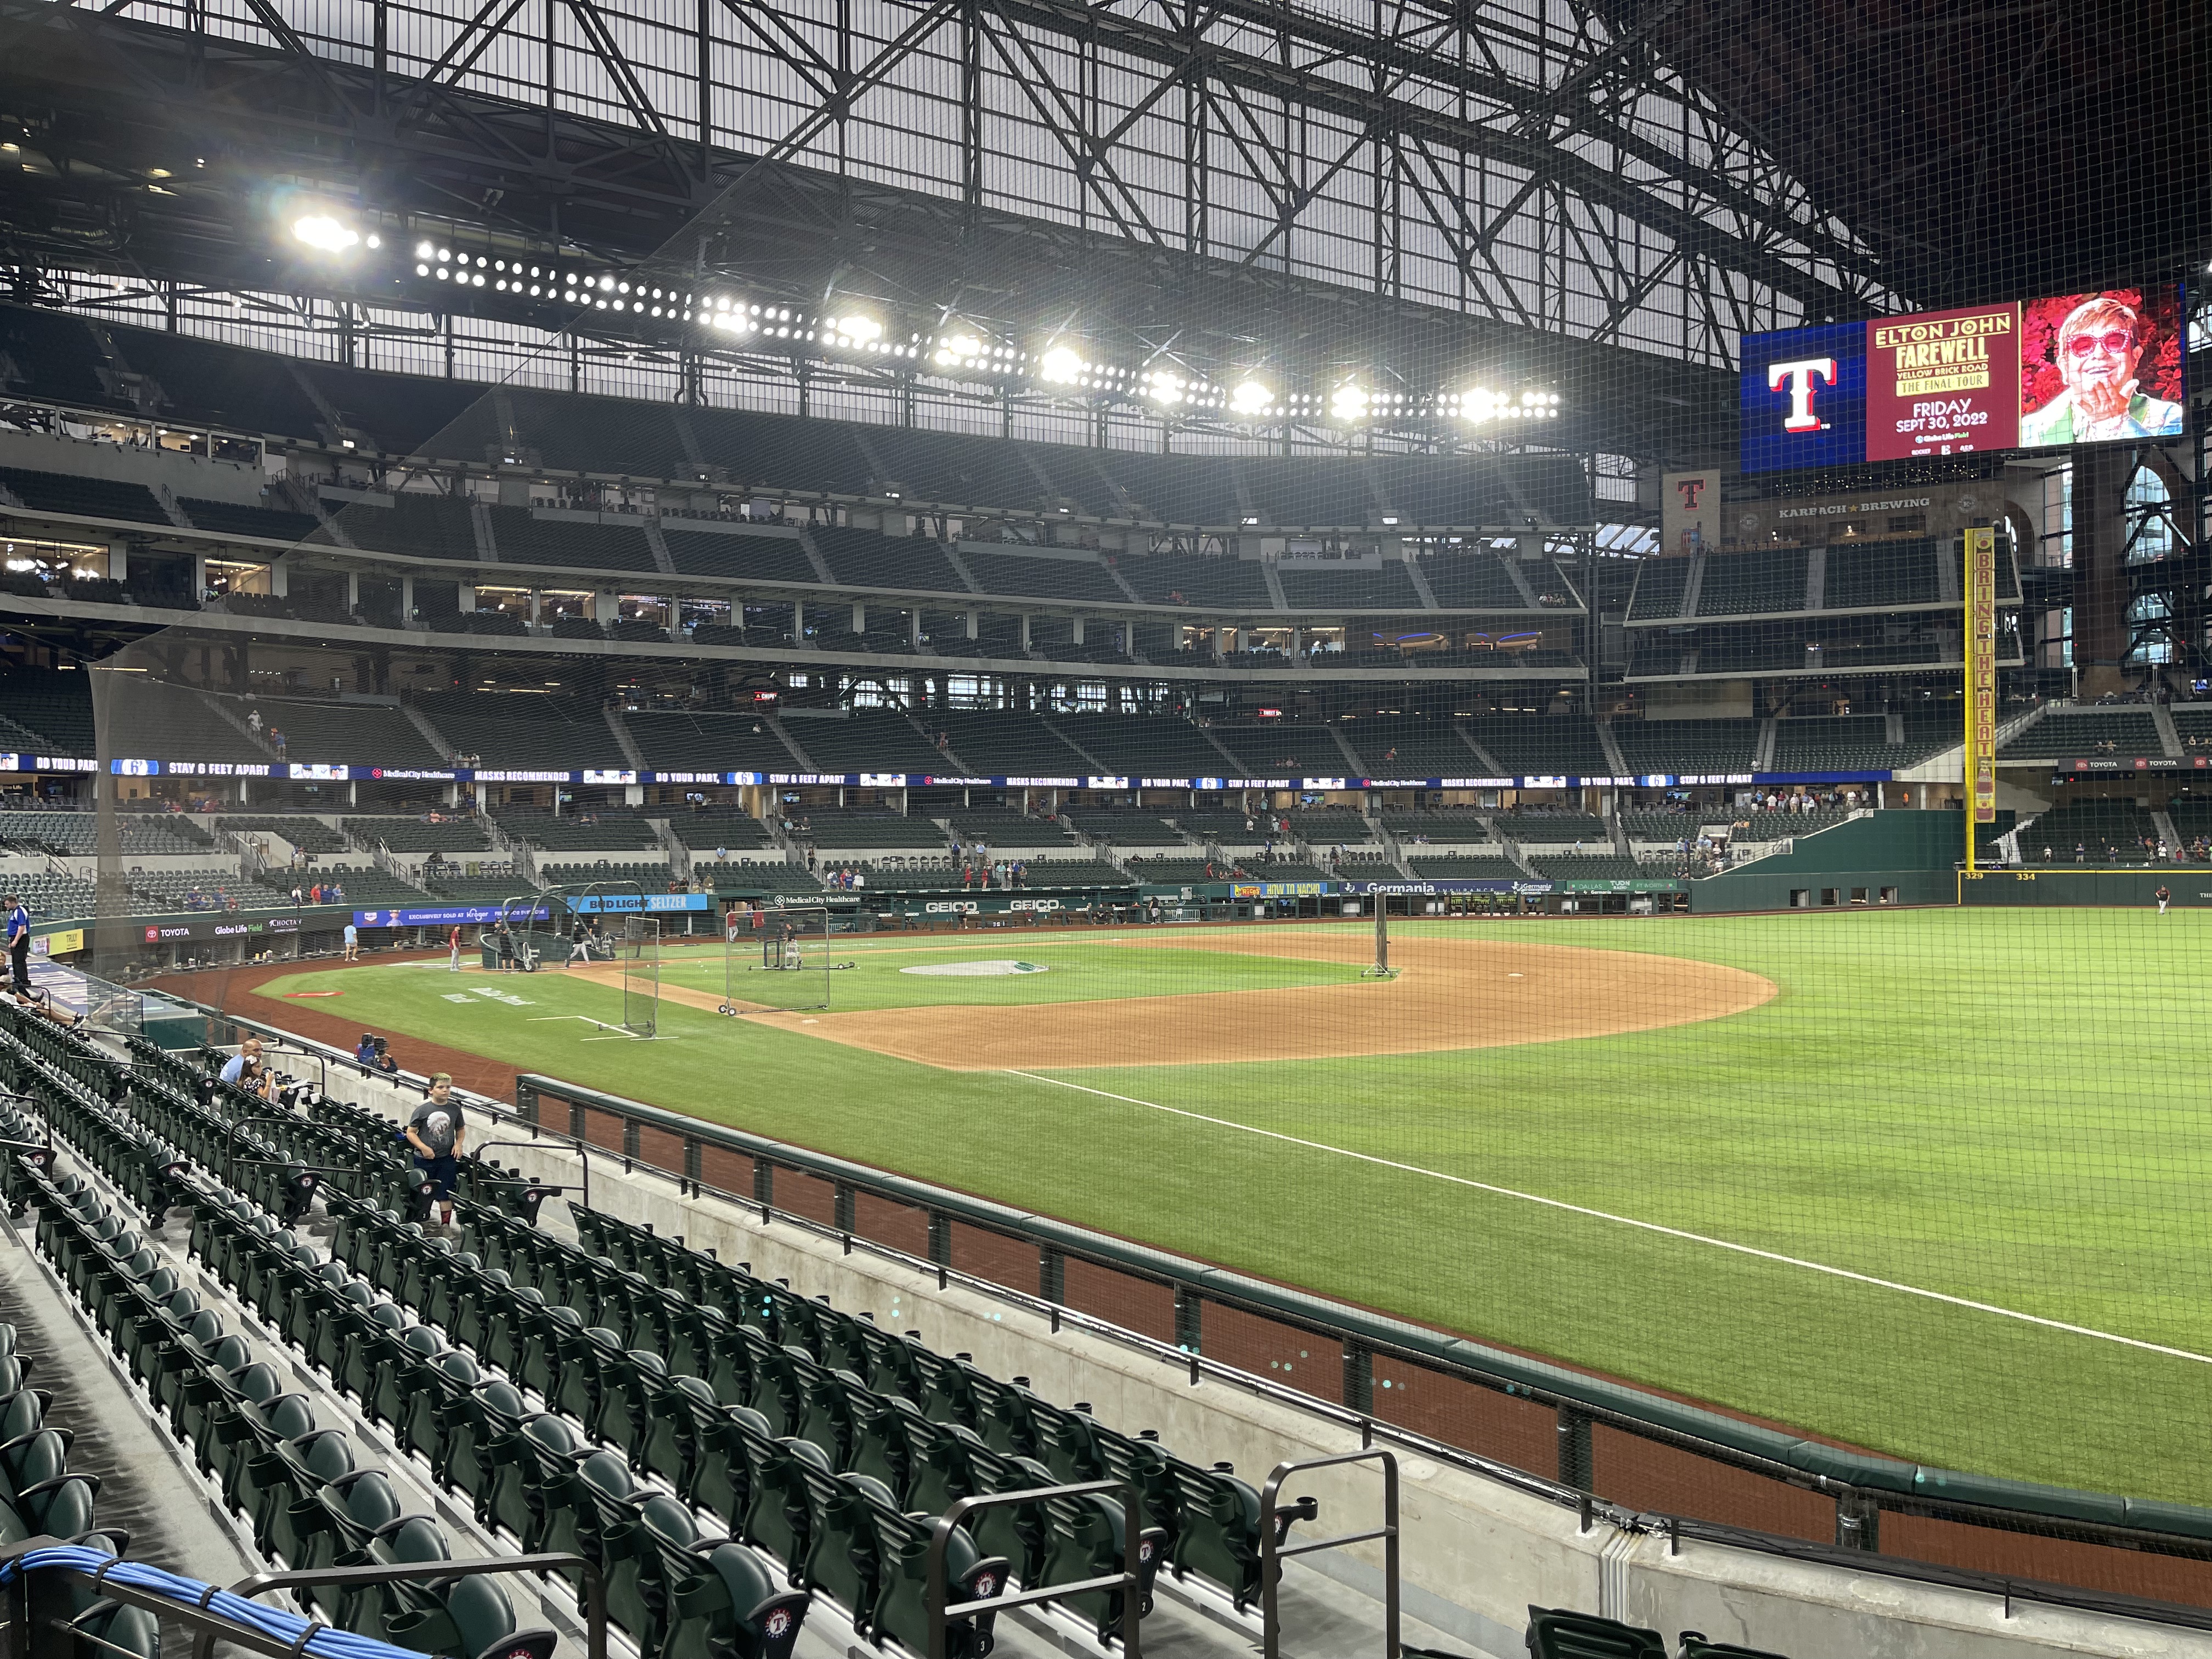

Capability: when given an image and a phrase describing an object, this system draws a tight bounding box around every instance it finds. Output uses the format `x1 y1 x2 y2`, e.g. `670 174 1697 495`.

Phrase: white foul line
1005 1070 2212 1367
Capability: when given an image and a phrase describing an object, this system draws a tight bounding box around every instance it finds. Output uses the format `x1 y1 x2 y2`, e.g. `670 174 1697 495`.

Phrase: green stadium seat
603 1491 711 1652
743 1435 830 1570
486 1413 582 1551
901 1417 989 1518
632 1371 710 1489
216 1391 315 1527
369 1323 449 1429
309 1280 374 1376
341 1514 454 1646
1526 1606 1668 1658
300 1468 405 1578
873 1510 1004 1659
541 1448 641 1595
597 1345 671 1460
441 1379 528 1515
261 1429 357 1561
422 1249 482 1333
337 1299 407 1402
848 1390 929 1503
65 1600 160 1659
387 1568 558 1659
1166 1459 1272 1612
968 1453 1057 1583
664 1542 810 1659
799 1470 892 1623
1039 1483 1163 1640
400 1349 481 1466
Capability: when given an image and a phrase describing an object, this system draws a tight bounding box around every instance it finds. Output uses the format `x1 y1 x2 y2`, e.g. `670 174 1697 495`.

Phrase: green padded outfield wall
1959 868 2212 907
1688 810 1968 912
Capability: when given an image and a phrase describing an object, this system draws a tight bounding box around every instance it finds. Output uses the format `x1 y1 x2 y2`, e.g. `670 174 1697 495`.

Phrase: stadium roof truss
0 0 1906 466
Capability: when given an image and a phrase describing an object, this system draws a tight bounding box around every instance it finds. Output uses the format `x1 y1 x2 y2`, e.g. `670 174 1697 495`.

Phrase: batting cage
495 878 661 1039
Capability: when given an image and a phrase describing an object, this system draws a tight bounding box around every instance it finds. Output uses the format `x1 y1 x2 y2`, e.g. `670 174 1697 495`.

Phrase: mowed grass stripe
1008 1068 2212 1364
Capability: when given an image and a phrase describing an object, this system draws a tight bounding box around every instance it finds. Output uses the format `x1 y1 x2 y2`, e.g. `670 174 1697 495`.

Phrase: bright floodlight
1330 383 1369 421
832 314 883 343
1229 379 1272 415
1459 387 1500 422
1039 346 1084 384
292 215 359 254
1146 370 1185 405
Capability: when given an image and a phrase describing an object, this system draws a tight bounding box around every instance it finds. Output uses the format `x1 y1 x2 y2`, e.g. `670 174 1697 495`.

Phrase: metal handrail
1259 1448 1397 1659
924 1480 1141 1659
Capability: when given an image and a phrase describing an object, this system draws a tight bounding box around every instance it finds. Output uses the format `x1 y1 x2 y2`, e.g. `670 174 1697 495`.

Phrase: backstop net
619 912 660 1039
722 904 835 1013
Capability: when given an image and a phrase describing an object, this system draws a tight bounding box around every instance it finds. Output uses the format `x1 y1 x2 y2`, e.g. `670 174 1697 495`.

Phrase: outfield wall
1959 869 2207 906
1690 811 1965 911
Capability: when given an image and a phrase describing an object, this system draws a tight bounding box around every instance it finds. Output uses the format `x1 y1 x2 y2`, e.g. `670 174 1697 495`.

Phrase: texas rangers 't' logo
1766 357 1837 432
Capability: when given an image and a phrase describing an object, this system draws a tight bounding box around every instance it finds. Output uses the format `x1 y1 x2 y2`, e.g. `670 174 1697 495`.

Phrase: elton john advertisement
1864 303 2019 461
2017 286 2186 447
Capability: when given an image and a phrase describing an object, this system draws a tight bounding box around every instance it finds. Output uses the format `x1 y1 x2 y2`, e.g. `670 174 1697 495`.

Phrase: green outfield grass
254 910 2212 1504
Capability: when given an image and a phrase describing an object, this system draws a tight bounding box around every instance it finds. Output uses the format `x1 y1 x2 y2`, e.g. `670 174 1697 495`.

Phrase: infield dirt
702 930 1778 1069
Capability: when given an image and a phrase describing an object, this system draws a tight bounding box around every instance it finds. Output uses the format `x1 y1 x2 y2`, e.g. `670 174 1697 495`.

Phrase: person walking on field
2156 882 2172 916
448 924 463 972
343 919 359 961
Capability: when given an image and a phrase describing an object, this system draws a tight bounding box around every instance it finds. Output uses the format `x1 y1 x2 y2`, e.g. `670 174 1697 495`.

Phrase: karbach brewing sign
1722 479 2004 548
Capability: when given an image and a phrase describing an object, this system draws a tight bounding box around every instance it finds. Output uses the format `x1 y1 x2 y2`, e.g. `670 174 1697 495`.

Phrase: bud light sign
1740 321 1867 475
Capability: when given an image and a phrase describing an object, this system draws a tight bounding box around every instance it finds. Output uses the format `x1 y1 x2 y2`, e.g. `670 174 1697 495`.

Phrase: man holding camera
356 1031 400 1075
218 1036 275 1101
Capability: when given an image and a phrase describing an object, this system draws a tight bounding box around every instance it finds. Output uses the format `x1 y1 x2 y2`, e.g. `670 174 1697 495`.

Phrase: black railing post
752 1157 774 1208
682 1136 701 1184
1836 1488 1882 1551
514 1077 539 1128
1556 1405 1594 1491
1173 1284 1202 1354
1039 1244 1065 1304
927 1211 952 1278
621 1116 639 1169
1342 1341 1374 1414
568 1099 586 1140
834 1180 856 1234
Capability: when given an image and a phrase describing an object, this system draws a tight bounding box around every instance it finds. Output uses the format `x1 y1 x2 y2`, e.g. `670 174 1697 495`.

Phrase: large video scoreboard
1742 285 2187 473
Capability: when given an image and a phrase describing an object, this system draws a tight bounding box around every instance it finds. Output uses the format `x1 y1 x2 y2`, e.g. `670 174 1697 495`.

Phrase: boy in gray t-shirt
404 1075 465 1227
